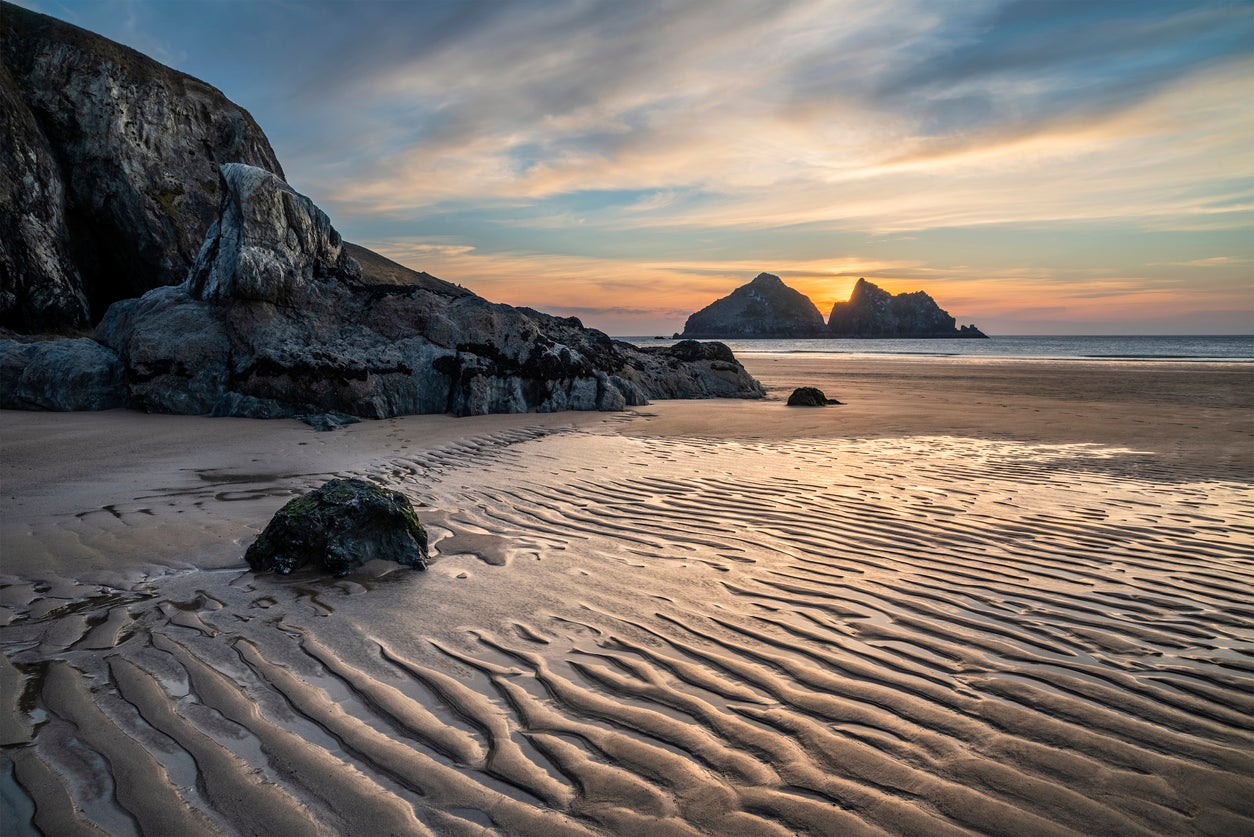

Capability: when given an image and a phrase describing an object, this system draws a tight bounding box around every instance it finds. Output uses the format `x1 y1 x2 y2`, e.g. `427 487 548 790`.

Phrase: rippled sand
2 358 1252 835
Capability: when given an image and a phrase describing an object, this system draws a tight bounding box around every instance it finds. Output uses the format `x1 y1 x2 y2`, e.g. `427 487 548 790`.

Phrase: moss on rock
245 478 428 577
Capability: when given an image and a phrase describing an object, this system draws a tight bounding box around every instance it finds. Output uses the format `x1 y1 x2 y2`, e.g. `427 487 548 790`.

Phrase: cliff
827 278 986 338
677 273 827 339
1 1 283 332
100 165 764 417
0 7 764 417
4 163 764 417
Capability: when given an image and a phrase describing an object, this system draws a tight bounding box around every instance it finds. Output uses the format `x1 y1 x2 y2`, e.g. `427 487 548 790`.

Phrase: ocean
615 334 1254 362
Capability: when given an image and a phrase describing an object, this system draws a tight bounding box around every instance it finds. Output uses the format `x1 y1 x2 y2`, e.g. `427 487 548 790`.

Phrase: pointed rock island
677 273 828 339
677 273 986 339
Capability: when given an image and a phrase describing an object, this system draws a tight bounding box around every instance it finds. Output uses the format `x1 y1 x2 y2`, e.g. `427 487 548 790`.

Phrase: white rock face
186 164 360 305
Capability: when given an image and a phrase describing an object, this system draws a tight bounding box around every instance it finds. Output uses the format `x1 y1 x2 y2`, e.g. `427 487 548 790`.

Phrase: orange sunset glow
27 0 1252 336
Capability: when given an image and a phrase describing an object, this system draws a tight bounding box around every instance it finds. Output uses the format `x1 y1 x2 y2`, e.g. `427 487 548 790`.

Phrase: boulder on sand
245 479 429 577
786 386 840 407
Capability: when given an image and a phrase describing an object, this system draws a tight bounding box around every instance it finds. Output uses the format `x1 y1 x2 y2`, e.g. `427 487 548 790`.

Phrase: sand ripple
2 429 1252 835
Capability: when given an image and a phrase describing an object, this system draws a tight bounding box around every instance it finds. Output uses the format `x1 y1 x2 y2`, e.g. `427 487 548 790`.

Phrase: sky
16 0 1254 335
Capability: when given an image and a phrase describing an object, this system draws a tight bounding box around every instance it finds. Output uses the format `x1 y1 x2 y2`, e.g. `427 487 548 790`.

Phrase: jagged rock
678 273 827 339
93 164 763 419
828 278 987 338
295 412 362 432
0 337 126 410
0 60 87 332
1 8 764 419
245 479 429 577
0 2 283 331
186 164 360 304
634 340 767 399
786 386 839 407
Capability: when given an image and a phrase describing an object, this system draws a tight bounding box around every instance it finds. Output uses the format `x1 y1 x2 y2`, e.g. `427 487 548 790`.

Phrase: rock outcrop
828 278 986 338
675 273 987 340
186 163 360 304
786 387 839 407
0 336 125 410
92 164 764 418
1 2 283 331
245 479 429 577
677 273 827 339
0 7 764 419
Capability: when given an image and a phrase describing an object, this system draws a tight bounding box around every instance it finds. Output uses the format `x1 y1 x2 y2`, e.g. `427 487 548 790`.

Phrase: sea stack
827 278 986 338
677 273 828 339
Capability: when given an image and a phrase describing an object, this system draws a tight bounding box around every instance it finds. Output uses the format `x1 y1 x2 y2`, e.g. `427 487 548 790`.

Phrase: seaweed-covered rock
786 386 839 406
245 479 429 577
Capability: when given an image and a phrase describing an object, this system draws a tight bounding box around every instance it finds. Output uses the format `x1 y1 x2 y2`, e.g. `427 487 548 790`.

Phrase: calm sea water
615 335 1254 363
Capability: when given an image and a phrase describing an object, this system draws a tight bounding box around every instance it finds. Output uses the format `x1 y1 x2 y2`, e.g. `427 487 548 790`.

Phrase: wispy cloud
32 0 1254 333
1162 256 1251 268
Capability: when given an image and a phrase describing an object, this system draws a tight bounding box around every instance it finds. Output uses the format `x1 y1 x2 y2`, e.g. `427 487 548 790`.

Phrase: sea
614 334 1254 363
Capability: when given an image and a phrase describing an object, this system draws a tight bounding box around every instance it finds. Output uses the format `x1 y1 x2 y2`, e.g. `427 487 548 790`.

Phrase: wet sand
1 355 1252 835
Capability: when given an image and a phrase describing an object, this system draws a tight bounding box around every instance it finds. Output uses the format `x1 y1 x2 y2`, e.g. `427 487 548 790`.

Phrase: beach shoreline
2 354 1252 836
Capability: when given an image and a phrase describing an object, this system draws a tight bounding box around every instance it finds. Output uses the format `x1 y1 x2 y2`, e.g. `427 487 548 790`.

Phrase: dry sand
1 354 1251 836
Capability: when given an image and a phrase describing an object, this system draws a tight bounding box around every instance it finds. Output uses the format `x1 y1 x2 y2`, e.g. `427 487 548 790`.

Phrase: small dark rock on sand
246 479 429 577
787 386 841 407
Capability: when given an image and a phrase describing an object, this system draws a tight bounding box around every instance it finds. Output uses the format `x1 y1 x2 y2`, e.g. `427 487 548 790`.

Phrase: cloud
296 0 1251 244
1163 256 1251 268
354 235 912 322
33 0 1252 334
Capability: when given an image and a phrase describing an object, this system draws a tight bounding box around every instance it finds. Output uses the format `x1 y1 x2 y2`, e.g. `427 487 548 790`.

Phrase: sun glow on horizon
31 0 1254 335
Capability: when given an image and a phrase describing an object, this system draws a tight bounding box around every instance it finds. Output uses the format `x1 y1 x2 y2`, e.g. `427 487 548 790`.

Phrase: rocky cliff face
677 273 827 338
77 164 762 418
0 7 763 418
0 2 283 331
827 278 986 338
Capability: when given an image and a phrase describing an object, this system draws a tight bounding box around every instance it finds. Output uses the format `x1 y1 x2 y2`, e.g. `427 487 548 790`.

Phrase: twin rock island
677 273 986 340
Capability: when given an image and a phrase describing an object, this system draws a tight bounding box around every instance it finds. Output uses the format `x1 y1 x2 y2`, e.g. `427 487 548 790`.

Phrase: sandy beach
2 354 1252 836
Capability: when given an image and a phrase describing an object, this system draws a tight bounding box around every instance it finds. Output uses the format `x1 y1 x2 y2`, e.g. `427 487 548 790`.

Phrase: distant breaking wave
619 335 1254 362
